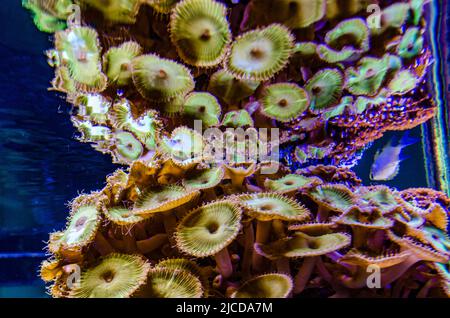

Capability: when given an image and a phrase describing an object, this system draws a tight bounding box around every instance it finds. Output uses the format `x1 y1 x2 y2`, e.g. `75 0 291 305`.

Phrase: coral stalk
294 257 317 294
252 220 271 271
215 248 233 279
136 233 168 254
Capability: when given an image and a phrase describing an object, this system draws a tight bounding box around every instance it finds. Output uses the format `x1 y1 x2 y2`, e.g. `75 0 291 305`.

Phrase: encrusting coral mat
23 0 450 298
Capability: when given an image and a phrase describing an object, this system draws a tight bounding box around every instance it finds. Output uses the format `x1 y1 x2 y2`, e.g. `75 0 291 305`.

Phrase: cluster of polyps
23 0 435 167
22 0 449 298
40 157 450 298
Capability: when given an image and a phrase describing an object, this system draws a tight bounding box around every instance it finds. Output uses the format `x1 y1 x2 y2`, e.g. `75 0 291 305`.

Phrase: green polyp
112 99 160 151
143 268 203 298
231 273 293 298
397 27 424 59
75 94 110 124
103 41 142 86
170 0 231 67
131 54 194 102
294 147 308 164
305 68 343 112
322 96 353 120
260 83 310 122
264 0 326 29
370 3 410 35
358 186 399 214
23 0 71 33
388 69 419 95
422 226 450 254
317 45 359 63
80 0 142 24
208 69 260 105
183 92 221 127
325 18 370 52
225 24 294 81
159 127 204 165
114 131 144 162
104 206 144 225
175 201 242 257
70 254 150 298
160 96 185 117
264 174 318 193
183 166 224 190
294 42 317 57
61 205 100 248
30 10 66 33
345 56 389 96
385 54 403 73
35 0 74 19
73 119 112 142
51 66 76 93
55 26 106 91
353 94 387 114
221 110 254 128
308 184 355 213
149 0 180 14
410 0 426 25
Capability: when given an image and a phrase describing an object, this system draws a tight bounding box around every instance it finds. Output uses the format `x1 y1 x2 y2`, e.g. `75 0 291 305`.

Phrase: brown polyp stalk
136 233 168 254
417 277 439 298
203 188 217 202
294 256 318 294
241 221 255 278
245 183 263 193
276 258 291 275
107 228 126 251
273 220 290 274
252 220 272 272
315 257 343 292
272 220 285 238
326 251 344 262
392 277 407 298
230 174 246 191
315 257 333 283
380 255 421 287
326 251 355 272
339 266 369 288
121 227 137 253
316 205 330 222
162 243 176 257
367 229 385 253
93 232 115 255
402 287 412 298
352 226 368 249
162 212 178 241
215 247 233 279
133 223 148 240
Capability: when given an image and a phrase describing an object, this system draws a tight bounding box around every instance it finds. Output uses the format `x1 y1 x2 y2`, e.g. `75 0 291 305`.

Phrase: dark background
0 0 116 297
0 0 430 297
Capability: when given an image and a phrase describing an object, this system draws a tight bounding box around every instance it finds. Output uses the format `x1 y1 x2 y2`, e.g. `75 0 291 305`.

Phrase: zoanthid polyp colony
23 0 450 298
